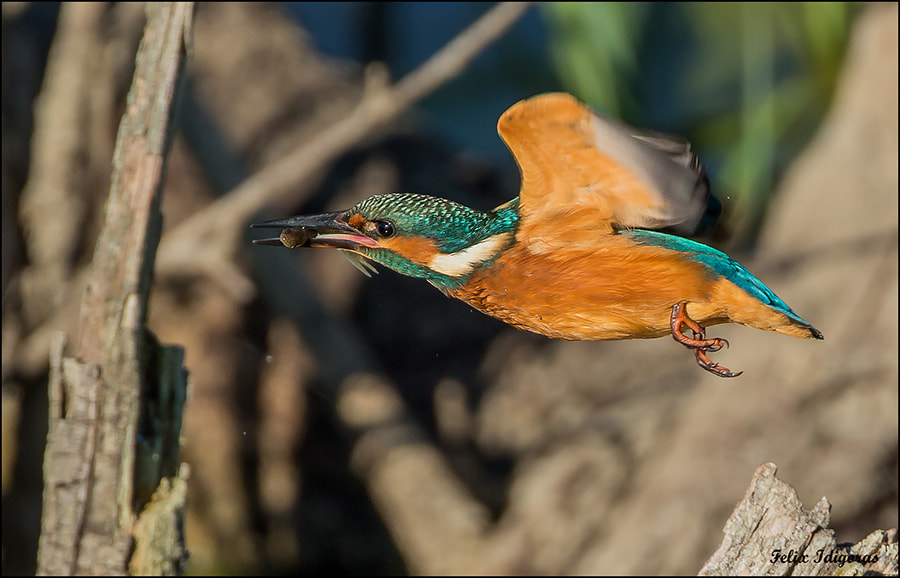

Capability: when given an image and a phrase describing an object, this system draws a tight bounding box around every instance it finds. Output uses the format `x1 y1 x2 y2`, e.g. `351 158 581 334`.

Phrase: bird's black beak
251 211 379 250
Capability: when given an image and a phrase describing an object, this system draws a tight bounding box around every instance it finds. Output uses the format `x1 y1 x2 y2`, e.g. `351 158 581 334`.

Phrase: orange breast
449 234 728 340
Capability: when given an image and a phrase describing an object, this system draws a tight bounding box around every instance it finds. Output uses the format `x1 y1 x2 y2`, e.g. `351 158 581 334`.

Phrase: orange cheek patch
379 236 439 266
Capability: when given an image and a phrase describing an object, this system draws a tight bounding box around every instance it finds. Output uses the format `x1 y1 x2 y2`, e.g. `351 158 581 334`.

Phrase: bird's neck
431 197 520 253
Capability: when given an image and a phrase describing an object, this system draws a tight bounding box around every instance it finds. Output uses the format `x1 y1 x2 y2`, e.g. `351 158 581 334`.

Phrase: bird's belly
449 243 725 341
456 288 685 340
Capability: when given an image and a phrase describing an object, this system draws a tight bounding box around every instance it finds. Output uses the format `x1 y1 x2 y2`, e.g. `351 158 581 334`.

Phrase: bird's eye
375 220 395 238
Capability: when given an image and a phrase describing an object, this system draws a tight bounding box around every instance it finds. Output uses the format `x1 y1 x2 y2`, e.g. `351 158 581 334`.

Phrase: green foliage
542 2 854 245
542 2 650 118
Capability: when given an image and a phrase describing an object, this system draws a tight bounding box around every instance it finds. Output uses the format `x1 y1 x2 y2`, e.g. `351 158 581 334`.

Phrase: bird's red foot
670 302 742 378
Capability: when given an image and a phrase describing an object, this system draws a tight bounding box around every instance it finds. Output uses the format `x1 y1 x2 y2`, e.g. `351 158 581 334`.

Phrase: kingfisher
252 93 822 377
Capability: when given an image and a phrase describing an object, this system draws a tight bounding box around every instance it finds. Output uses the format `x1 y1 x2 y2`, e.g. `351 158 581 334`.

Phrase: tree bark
700 463 898 576
36 4 193 575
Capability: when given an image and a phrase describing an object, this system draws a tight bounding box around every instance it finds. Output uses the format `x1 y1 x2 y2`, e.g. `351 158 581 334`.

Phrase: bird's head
252 193 518 290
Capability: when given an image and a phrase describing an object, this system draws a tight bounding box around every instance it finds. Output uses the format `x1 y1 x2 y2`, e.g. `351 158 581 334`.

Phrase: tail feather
776 303 823 340
708 278 823 340
783 315 824 340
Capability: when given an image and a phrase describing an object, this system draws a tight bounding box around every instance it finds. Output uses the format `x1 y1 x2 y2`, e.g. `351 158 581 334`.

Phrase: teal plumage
352 194 519 254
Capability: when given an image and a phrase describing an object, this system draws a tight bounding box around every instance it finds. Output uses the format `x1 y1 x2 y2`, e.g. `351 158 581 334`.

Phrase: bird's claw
671 301 742 378
703 338 729 353
694 348 742 378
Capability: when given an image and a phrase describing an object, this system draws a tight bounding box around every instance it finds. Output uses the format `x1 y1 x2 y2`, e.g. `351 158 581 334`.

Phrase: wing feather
497 93 710 248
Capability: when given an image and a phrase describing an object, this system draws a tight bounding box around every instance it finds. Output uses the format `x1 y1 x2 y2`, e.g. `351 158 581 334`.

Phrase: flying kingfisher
252 93 823 377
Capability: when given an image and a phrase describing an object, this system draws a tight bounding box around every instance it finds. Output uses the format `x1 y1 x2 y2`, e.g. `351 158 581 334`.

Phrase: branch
155 1 534 301
37 4 192 574
16 2 104 326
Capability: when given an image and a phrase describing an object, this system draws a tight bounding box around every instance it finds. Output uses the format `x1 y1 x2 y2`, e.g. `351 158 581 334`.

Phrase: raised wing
497 93 710 247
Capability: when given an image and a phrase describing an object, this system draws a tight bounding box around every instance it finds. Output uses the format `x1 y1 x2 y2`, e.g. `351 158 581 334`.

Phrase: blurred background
2 2 896 575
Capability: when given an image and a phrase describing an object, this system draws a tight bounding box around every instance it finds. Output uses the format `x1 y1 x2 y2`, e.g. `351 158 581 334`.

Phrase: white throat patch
428 233 511 277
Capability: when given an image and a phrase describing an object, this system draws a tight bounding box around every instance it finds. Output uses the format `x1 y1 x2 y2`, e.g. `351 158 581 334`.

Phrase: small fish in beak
251 211 380 250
